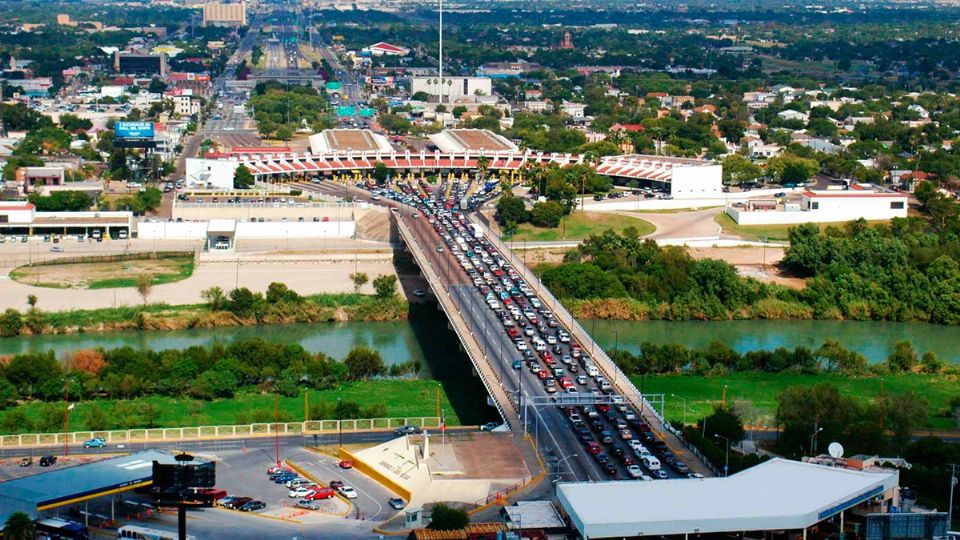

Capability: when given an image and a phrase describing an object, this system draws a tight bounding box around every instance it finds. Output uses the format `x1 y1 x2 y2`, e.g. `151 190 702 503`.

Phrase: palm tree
476 155 490 182
4 512 36 540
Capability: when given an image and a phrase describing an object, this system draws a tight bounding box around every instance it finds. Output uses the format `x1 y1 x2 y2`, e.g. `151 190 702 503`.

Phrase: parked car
337 460 353 469
18 457 32 467
295 500 321 510
480 422 500 432
288 486 316 498
388 497 407 510
83 438 106 448
239 500 266 512
305 487 336 500
39 455 57 467
329 480 345 490
222 497 251 509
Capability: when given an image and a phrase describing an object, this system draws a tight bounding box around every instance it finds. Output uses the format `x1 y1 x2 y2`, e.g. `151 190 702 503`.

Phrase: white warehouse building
726 187 909 226
595 155 723 199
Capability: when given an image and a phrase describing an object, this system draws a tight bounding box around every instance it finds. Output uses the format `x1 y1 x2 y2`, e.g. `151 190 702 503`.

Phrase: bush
530 201 563 228
343 346 386 380
428 503 469 530
372 275 398 299
0 309 22 337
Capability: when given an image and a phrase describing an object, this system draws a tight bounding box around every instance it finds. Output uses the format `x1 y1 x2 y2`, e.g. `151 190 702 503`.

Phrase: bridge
388 194 717 482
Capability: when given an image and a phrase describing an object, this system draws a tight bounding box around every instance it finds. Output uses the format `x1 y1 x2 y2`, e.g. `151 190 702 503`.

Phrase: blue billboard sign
114 121 155 139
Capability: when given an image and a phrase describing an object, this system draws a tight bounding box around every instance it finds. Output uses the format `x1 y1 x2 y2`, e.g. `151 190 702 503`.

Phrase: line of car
374 177 699 482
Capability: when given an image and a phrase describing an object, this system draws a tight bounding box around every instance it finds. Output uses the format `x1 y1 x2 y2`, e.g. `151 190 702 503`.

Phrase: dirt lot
688 246 806 289
10 257 193 289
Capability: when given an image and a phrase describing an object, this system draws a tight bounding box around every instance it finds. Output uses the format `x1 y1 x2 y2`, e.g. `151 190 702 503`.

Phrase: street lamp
671 393 687 426
337 398 343 449
809 426 824 456
553 453 579 484
715 434 730 477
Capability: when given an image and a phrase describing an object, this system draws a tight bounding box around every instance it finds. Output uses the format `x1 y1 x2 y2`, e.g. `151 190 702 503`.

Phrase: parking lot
0 442 410 539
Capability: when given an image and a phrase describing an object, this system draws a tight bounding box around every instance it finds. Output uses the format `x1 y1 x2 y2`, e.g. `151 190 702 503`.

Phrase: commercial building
308 129 393 154
114 52 168 77
428 129 518 153
201 2 247 27
726 186 909 225
15 166 64 195
0 450 196 522
557 458 900 539
410 76 493 100
595 154 723 199
365 42 409 56
0 201 132 237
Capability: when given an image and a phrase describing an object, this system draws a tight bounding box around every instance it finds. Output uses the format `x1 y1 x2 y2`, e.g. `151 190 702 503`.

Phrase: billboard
115 121 155 139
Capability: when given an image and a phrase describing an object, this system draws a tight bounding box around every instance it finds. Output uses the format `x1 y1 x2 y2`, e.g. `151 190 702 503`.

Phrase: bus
36 518 89 540
118 525 197 540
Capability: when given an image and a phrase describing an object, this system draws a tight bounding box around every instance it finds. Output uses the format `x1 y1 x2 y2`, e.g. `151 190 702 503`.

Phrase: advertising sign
115 121 155 139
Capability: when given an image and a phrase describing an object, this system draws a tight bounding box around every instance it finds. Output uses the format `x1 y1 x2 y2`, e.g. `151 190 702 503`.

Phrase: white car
338 486 358 499
626 465 643 479
288 486 316 498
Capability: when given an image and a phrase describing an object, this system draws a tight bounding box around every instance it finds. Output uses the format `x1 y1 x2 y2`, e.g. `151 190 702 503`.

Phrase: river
0 319 957 365
586 319 960 364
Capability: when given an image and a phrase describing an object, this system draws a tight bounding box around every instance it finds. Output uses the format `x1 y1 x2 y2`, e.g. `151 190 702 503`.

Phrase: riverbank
0 380 466 435
642 373 959 430
0 293 409 338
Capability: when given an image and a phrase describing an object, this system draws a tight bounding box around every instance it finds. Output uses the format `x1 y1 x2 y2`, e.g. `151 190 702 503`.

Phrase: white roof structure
428 129 518 153
308 129 393 154
557 458 898 539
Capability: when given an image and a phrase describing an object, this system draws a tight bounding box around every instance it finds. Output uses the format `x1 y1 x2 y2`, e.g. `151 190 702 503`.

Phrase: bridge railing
0 417 441 449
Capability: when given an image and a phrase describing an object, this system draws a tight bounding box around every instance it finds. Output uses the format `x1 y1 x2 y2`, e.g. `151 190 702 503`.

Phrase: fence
20 250 195 268
0 417 441 448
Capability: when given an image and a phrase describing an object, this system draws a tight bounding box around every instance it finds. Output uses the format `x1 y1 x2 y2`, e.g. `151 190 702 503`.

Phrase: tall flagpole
438 0 443 107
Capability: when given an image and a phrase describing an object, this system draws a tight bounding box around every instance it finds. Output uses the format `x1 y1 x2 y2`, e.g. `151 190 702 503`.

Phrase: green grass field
3 379 464 435
511 211 656 242
713 212 801 242
88 259 195 289
640 373 959 430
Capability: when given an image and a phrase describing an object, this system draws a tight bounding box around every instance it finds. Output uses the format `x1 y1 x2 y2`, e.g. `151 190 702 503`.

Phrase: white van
585 363 599 377
643 456 661 471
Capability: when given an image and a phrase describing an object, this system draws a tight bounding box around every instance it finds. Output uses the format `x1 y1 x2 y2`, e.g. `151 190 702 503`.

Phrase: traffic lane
295 449 394 521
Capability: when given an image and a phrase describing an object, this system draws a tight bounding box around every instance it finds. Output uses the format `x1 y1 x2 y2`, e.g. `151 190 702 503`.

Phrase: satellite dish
828 442 844 458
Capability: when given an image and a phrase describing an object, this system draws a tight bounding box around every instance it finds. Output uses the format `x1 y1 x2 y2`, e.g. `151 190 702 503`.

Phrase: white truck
468 223 483 239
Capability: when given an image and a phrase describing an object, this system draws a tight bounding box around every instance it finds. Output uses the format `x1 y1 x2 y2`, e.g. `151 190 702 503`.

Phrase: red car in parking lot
305 487 336 500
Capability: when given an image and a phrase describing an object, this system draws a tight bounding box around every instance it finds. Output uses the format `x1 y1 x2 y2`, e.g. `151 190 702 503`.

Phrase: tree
372 161 390 184
372 274 398 299
3 512 36 540
343 346 386 380
148 77 168 94
26 295 37 309
0 308 22 338
768 155 820 184
136 274 153 307
530 201 564 228
886 341 918 372
697 406 745 443
190 368 237 399
201 286 227 310
349 272 369 294
495 195 529 226
428 503 469 530
721 154 762 185
85 404 110 431
234 164 255 189
265 282 300 304
883 391 928 451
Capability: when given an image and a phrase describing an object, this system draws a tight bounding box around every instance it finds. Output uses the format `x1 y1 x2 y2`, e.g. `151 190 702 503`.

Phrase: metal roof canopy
0 450 199 521
557 458 899 539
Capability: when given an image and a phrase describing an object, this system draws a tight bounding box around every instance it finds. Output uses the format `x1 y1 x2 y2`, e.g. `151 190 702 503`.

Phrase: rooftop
0 451 196 520
557 458 898 539
309 129 392 154
428 129 517 153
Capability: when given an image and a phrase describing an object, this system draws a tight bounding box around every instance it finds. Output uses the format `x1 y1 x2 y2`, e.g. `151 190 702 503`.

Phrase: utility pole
437 0 443 106
949 464 957 530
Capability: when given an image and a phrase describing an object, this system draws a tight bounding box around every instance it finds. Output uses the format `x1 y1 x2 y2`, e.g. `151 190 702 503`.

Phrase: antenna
828 442 844 458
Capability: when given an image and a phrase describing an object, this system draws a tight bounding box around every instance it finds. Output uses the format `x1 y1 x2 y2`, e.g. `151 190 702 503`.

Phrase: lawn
3 379 464 435
714 212 803 242
11 256 195 290
639 373 959 430
510 211 655 242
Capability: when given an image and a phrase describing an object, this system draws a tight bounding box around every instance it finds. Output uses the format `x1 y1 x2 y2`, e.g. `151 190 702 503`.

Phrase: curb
214 506 302 524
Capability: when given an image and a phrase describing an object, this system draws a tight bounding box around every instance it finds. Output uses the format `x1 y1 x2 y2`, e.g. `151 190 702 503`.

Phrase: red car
338 460 353 469
305 487 336 500
507 328 519 338
587 442 602 455
597 404 611 413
